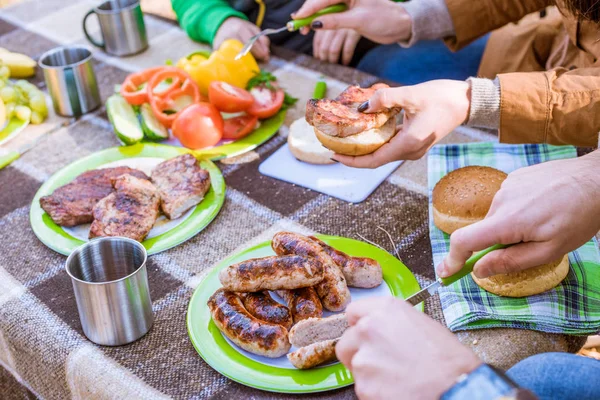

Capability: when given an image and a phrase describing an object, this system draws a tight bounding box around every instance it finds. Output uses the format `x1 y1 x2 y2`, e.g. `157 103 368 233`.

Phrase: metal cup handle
82 10 105 49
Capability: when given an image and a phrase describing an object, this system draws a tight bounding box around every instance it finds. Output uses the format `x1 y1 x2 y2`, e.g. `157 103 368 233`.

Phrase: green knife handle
0 150 20 169
287 4 349 31
440 243 510 286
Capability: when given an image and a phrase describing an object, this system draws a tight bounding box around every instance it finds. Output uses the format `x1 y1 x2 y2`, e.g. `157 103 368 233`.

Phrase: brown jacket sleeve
499 68 600 147
443 0 551 50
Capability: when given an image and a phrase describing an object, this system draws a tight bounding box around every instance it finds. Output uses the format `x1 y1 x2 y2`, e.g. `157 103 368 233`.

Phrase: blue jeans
357 35 490 85
508 353 600 400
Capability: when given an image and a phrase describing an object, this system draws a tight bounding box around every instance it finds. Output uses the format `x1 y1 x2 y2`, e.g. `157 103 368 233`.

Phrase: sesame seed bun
432 166 507 234
472 255 570 297
314 117 396 156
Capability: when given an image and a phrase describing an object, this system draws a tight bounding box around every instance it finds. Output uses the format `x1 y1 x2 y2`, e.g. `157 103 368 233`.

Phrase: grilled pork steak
39 167 149 227
89 174 160 242
151 154 211 220
305 83 399 138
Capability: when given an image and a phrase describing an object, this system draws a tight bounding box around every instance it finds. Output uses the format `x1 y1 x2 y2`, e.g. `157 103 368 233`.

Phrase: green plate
0 117 28 146
191 110 286 161
30 143 226 256
187 235 422 394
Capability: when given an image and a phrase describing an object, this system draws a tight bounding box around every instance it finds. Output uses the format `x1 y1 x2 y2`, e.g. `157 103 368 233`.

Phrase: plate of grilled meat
187 231 421 393
30 143 225 255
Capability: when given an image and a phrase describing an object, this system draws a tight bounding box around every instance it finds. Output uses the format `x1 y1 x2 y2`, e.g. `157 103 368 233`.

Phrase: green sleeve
172 0 248 45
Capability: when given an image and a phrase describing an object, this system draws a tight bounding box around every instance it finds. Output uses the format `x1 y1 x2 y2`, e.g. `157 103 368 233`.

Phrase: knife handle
287 4 349 31
440 243 511 286
0 150 20 170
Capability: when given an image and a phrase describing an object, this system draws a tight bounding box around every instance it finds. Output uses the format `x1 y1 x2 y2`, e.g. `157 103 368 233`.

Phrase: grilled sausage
272 232 351 312
288 339 339 369
218 255 324 292
207 289 291 358
289 314 348 348
276 288 323 324
238 291 293 330
309 236 383 288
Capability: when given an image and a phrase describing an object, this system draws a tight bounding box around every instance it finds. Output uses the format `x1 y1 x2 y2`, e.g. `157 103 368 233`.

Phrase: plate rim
186 234 422 394
29 143 226 256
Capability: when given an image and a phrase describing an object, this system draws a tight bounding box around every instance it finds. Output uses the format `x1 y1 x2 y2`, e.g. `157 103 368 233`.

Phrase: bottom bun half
314 117 396 156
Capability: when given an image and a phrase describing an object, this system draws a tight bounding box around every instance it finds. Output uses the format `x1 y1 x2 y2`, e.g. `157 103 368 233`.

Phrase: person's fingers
317 31 333 60
293 0 348 20
335 325 361 370
328 30 346 63
345 296 396 326
313 31 323 58
359 87 408 113
473 241 559 278
437 217 509 277
342 31 360 65
310 12 361 31
300 26 310 35
256 35 271 61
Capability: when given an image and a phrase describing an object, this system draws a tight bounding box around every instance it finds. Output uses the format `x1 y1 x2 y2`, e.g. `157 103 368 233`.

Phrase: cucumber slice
106 95 143 145
140 103 168 141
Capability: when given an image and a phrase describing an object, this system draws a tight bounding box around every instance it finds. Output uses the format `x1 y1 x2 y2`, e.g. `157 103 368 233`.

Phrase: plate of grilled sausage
30 143 225 255
187 231 421 393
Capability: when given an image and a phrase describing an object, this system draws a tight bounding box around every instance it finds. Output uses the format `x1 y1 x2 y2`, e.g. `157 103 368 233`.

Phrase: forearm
399 0 455 47
172 0 247 44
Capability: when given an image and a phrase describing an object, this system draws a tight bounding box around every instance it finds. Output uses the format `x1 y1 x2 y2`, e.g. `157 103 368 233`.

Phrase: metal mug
83 0 148 57
66 237 154 346
38 46 101 117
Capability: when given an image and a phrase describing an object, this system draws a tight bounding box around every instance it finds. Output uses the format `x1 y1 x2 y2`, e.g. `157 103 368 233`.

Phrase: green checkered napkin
428 143 600 334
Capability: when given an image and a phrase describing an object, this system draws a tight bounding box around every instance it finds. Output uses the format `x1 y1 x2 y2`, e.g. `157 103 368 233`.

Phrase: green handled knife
0 130 49 170
235 4 349 60
405 243 510 306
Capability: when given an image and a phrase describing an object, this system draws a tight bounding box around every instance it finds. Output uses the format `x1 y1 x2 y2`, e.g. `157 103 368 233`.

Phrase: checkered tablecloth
0 1 595 399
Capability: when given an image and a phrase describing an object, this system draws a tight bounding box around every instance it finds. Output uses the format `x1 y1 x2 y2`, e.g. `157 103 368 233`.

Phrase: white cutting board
259 144 402 203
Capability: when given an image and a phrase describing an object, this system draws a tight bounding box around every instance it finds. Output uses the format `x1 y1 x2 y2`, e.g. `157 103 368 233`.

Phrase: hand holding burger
437 150 600 280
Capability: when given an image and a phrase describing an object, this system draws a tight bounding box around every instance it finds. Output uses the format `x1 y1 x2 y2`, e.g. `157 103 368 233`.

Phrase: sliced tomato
247 87 284 119
120 66 164 105
172 102 223 149
223 115 258 140
208 81 254 113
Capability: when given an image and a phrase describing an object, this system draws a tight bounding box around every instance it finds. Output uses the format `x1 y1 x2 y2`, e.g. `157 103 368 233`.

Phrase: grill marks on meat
238 292 293 330
276 288 323 324
89 174 160 242
39 167 149 227
151 154 211 220
305 83 399 138
219 255 324 292
208 289 291 358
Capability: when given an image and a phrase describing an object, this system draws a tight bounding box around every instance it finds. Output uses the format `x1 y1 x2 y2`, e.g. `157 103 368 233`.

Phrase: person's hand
293 0 412 44
213 17 270 61
313 29 361 65
333 80 471 168
437 150 600 279
337 296 482 400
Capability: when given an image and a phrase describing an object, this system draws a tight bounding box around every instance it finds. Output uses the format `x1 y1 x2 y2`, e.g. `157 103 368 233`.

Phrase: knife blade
405 243 510 306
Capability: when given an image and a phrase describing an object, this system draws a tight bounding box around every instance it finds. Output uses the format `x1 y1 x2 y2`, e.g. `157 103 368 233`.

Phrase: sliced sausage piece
272 232 351 312
288 339 339 369
238 291 293 331
207 289 291 358
218 255 324 292
309 236 383 288
289 314 348 348
276 287 323 324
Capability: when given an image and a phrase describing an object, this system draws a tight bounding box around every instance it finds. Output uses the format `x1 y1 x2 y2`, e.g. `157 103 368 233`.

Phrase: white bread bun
472 255 570 297
287 118 335 165
314 117 396 156
432 166 507 234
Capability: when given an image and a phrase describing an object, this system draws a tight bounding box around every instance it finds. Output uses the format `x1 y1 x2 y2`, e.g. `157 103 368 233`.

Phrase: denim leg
357 35 489 85
507 352 600 400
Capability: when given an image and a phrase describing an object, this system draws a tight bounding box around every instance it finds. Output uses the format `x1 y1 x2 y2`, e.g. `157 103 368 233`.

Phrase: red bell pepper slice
147 67 202 128
120 66 164 106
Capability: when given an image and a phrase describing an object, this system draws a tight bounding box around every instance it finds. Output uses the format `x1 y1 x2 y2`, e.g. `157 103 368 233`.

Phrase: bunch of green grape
0 64 48 125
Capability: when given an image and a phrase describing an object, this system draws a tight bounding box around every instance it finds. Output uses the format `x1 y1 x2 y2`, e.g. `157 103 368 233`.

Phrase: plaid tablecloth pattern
0 1 595 399
428 143 600 334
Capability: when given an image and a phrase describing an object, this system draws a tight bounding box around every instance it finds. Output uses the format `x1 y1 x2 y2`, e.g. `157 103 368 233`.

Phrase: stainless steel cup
83 0 149 57
39 46 101 117
66 237 154 346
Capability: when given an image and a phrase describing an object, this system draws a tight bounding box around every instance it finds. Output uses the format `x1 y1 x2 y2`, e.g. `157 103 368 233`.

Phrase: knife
0 132 50 170
405 243 511 306
235 4 349 60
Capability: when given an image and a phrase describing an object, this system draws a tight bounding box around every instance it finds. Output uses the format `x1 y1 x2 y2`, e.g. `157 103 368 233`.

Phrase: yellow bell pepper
176 39 259 95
